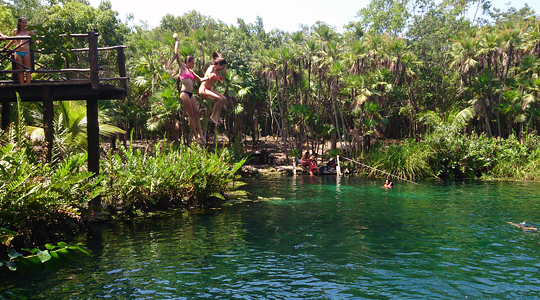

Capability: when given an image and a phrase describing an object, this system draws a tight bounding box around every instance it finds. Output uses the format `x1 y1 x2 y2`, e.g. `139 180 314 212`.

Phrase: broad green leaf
45 243 57 250
8 249 22 260
37 250 52 263
6 260 17 271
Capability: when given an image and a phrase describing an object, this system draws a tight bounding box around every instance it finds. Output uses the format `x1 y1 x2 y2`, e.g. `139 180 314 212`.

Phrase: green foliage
0 4 14 36
101 143 246 213
488 135 540 180
0 242 90 274
362 139 435 180
355 0 410 35
359 130 540 181
289 149 301 158
327 148 342 158
42 1 128 46
0 241 91 299
25 101 126 159
0 142 103 231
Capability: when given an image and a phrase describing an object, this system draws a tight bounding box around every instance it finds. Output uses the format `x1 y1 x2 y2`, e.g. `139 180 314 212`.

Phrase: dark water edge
3 176 540 299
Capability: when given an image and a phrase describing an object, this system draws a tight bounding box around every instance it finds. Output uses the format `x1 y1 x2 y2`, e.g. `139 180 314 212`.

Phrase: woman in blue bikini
4 17 35 84
173 33 206 144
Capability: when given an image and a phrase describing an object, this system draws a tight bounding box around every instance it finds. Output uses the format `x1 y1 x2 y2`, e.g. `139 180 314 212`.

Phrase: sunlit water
5 176 540 299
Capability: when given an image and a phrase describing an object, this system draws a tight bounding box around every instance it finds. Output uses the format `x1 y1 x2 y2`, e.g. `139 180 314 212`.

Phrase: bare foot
210 115 220 125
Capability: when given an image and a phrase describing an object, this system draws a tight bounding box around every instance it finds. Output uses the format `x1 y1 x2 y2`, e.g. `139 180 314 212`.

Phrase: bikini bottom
180 91 193 98
15 51 30 58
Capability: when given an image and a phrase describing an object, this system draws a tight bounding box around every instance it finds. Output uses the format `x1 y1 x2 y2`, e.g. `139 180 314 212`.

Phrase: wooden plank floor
0 80 126 102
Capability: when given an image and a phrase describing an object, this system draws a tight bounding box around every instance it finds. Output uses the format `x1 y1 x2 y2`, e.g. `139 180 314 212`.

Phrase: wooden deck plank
0 82 126 102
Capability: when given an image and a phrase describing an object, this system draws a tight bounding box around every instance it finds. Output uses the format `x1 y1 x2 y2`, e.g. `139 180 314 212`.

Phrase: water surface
6 176 540 299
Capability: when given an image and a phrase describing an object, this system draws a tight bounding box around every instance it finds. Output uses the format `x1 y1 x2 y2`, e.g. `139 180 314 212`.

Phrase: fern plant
101 142 246 213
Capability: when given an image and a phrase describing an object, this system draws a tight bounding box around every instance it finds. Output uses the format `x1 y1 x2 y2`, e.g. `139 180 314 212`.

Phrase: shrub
101 142 245 213
362 139 436 180
0 144 102 234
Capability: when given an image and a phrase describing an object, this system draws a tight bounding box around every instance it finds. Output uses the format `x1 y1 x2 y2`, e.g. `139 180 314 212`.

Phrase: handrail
1 33 100 40
70 45 126 52
1 35 32 41
0 31 126 89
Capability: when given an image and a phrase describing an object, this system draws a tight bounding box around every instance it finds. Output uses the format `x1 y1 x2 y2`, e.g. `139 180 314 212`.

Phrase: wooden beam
70 45 127 52
0 82 125 102
0 69 90 73
86 96 101 210
42 86 54 163
117 47 127 90
88 31 99 90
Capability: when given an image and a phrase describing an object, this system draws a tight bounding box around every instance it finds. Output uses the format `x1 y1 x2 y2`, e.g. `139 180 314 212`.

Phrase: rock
240 165 259 175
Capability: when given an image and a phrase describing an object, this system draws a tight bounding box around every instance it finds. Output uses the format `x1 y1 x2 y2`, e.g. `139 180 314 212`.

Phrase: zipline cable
340 156 418 185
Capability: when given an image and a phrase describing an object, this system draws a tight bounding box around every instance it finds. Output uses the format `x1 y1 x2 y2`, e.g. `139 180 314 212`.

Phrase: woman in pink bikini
4 17 35 84
199 52 227 125
174 33 205 144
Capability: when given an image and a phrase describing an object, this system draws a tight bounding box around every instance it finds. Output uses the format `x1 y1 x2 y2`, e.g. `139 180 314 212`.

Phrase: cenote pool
6 176 540 299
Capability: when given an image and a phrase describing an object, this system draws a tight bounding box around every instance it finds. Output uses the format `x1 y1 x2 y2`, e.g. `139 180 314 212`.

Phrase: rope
340 156 418 185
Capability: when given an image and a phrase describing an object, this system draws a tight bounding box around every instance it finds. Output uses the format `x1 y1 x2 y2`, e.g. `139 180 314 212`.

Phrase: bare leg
14 54 24 84
200 88 226 124
189 95 205 143
179 93 200 142
22 54 31 84
211 94 226 123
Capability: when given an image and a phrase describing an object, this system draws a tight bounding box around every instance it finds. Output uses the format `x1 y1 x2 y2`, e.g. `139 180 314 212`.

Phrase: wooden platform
0 80 126 102
0 31 128 211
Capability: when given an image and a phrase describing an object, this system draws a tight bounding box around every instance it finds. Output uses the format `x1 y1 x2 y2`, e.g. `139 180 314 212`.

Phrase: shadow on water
4 177 540 299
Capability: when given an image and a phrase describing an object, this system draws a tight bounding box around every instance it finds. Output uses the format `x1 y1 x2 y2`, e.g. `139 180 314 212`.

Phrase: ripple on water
6 177 540 299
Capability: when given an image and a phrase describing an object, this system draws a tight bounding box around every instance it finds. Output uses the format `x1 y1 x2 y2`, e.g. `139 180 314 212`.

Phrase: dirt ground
105 134 343 173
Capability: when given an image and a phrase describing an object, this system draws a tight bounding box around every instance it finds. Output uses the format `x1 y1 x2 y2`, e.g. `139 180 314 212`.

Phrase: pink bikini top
180 70 194 81
211 72 223 81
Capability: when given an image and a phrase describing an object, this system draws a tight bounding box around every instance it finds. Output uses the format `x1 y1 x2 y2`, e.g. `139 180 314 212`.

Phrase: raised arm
173 33 186 75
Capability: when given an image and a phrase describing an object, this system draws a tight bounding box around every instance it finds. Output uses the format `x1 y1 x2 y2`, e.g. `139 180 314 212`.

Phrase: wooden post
116 46 127 90
87 96 101 210
42 87 54 163
88 31 99 90
336 155 342 176
65 53 71 81
11 59 16 83
1 100 10 129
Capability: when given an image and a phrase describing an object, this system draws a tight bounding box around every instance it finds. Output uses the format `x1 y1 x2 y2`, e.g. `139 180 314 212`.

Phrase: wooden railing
0 31 127 90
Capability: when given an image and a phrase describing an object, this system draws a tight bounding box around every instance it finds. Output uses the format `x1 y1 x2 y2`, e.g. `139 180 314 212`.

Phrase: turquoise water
5 176 540 299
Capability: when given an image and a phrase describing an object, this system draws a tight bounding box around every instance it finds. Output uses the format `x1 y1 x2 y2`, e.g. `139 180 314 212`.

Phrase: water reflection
4 177 540 299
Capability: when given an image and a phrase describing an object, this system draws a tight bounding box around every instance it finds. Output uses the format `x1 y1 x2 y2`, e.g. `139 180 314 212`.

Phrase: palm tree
26 101 125 159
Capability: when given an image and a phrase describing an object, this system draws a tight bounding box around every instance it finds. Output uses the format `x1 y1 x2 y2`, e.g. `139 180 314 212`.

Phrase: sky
88 0 540 33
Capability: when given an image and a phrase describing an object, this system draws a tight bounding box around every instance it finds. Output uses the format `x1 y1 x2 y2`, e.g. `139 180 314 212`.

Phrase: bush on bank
101 142 246 214
358 132 540 180
1 139 246 260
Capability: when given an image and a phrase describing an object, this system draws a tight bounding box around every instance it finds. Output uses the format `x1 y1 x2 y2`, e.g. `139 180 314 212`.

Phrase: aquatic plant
0 241 90 273
0 241 91 300
101 142 246 213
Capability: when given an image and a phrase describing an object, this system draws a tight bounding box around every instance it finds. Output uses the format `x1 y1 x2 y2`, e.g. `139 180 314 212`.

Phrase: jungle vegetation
1 0 540 180
1 0 540 288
